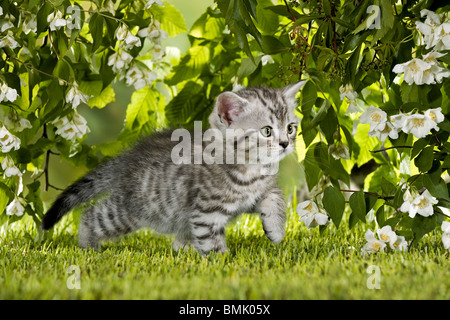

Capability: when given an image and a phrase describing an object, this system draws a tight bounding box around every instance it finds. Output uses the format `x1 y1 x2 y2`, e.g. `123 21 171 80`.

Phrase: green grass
1 207 449 300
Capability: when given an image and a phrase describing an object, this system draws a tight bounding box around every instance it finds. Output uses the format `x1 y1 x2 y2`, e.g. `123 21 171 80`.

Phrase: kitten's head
208 81 305 164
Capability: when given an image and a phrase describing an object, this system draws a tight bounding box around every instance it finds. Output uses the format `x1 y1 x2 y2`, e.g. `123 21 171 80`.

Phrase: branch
340 189 394 200
283 0 297 22
371 146 413 153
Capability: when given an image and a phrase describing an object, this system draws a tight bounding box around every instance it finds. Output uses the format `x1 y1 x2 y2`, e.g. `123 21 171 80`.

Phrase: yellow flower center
411 118 424 127
371 113 381 122
416 198 428 209
381 234 389 241
372 243 381 251
429 112 436 121
304 202 314 212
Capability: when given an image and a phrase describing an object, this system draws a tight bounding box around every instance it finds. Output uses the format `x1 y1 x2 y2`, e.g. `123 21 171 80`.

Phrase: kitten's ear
215 92 248 126
282 80 306 102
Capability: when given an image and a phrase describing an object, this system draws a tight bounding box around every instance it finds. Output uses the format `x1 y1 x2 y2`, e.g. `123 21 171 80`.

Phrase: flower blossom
107 50 133 73
377 225 397 245
400 188 438 218
1 156 22 178
0 126 21 153
6 197 26 216
47 11 67 31
145 0 165 8
125 64 157 90
0 83 18 102
328 141 350 160
4 112 32 133
392 58 433 85
362 229 386 253
66 83 90 108
296 200 328 228
52 112 90 142
0 32 20 50
339 84 362 115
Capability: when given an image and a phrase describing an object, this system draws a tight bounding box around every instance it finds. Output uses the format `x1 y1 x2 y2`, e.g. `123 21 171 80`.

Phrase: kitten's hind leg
78 210 101 251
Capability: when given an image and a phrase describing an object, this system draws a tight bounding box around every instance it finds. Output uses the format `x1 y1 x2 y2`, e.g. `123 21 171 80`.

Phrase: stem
3 51 66 83
340 189 394 200
48 32 60 60
371 146 413 153
283 0 297 22
80 9 122 22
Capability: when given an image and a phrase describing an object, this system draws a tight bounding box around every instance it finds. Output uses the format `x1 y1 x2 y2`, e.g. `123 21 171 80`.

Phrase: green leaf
0 182 12 215
152 3 187 36
414 146 434 173
322 186 346 228
87 85 116 109
124 86 163 131
166 46 210 85
349 190 366 223
302 147 322 191
411 215 437 246
89 13 104 52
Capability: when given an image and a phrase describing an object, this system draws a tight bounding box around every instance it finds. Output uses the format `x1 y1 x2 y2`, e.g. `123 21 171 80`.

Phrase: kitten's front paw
261 212 285 244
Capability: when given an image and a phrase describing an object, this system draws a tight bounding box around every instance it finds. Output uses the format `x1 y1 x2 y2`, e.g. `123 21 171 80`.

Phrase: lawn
1 204 449 300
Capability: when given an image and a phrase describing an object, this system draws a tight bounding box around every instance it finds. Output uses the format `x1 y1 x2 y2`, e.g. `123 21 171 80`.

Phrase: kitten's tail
40 160 118 231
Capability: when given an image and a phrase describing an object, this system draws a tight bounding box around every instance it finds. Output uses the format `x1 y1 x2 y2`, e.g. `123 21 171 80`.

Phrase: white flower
52 112 90 142
390 114 406 130
22 14 37 35
392 58 432 85
328 141 350 160
400 188 438 218
1 156 22 178
390 235 408 251
0 14 15 32
115 24 129 41
402 113 438 139
421 51 450 84
138 20 168 43
345 99 363 115
442 221 450 250
362 229 386 253
377 225 397 244
0 126 20 153
0 7 3 16
4 112 32 132
0 83 18 102
6 197 26 216
261 55 275 66
359 105 388 132
47 11 67 31
123 34 142 50
125 65 157 90
107 50 133 73
431 22 450 51
296 200 328 228
424 107 444 126
145 0 164 8
415 9 441 49
0 34 20 49
368 121 398 141
339 83 357 101
66 83 89 108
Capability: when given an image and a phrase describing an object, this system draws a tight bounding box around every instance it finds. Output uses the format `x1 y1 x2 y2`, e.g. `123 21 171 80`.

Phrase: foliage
0 0 450 251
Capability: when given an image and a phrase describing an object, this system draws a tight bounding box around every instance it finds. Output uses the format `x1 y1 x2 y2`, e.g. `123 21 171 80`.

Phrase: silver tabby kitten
41 81 305 254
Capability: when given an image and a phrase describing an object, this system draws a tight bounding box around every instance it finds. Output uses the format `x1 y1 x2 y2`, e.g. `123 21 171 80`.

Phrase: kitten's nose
279 141 289 149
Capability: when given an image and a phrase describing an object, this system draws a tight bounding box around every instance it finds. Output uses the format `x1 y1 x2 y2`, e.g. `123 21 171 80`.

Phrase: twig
48 32 60 60
371 146 413 153
80 9 122 22
283 0 297 22
340 189 395 200
3 51 66 84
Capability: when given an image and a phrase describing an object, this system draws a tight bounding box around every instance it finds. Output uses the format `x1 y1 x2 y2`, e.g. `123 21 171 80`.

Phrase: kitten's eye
260 126 272 137
287 124 294 134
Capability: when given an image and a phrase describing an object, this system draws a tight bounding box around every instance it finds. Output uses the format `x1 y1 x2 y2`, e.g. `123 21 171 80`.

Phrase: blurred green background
42 0 303 206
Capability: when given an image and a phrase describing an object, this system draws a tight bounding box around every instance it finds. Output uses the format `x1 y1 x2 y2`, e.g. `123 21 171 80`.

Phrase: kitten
40 81 305 254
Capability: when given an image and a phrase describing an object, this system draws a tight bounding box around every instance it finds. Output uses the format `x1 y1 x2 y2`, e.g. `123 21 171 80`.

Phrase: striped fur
41 82 304 255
